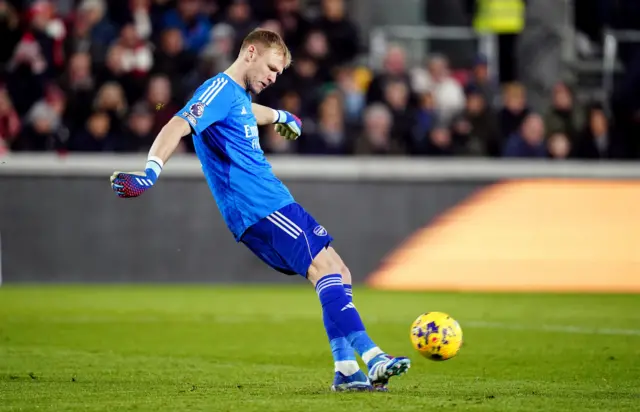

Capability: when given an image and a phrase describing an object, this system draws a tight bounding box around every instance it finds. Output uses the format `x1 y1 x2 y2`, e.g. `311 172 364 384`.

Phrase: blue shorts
240 203 334 277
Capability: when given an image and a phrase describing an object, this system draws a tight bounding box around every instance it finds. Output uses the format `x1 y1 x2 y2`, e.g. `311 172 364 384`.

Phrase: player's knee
340 265 352 285
307 248 342 285
327 247 351 284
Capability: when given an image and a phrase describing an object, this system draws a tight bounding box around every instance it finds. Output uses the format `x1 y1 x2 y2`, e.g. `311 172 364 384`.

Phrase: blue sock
324 284 358 374
316 275 381 363
324 311 358 375
344 284 353 302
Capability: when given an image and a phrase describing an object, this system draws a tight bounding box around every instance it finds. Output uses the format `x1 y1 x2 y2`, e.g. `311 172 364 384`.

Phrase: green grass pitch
1 285 639 411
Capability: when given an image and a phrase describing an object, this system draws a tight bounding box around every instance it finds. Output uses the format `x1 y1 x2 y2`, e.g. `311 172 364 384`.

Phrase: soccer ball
410 312 463 361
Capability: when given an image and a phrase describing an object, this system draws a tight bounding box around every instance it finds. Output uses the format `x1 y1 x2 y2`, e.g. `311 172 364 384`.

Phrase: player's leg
327 248 412 391
308 249 411 391
307 249 373 391
327 246 353 301
323 247 358 373
239 205 368 390
316 249 364 390
241 203 409 390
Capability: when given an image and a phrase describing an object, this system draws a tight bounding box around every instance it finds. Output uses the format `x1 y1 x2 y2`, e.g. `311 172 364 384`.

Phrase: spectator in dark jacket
312 0 359 66
572 104 621 159
60 52 96 135
299 90 351 155
14 92 68 151
225 0 259 54
408 92 438 155
543 81 584 142
151 28 197 103
499 82 530 145
69 110 116 151
117 102 155 152
503 113 547 158
425 125 454 156
0 1 23 69
366 45 413 106
69 0 118 66
382 78 415 150
273 0 312 55
162 0 212 54
450 86 500 156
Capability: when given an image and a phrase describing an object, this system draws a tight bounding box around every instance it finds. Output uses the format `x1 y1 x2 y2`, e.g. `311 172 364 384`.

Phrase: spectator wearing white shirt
411 54 465 125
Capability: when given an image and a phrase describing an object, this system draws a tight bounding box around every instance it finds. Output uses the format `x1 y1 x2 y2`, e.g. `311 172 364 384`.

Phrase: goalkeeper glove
273 110 302 140
110 157 163 198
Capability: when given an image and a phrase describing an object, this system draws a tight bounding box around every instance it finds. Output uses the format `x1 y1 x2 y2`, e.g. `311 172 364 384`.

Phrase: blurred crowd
0 0 629 159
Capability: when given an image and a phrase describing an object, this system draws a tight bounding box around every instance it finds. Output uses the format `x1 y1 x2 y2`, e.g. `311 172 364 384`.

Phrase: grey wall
0 177 488 283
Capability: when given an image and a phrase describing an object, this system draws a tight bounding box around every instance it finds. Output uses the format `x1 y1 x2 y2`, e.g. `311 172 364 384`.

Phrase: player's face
247 47 284 94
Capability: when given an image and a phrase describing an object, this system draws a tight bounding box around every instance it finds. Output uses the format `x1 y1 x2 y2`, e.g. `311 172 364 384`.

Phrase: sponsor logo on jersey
243 124 261 151
244 124 259 138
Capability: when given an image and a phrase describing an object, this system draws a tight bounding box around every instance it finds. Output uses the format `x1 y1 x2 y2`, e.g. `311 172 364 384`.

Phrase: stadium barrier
1 154 639 292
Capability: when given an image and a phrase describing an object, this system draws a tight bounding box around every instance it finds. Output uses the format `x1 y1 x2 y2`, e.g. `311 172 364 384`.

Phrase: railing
368 24 499 77
602 28 640 110
1 154 639 181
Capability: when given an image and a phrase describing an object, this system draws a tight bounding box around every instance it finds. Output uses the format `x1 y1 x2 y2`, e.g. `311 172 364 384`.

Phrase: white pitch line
4 315 640 336
463 320 640 336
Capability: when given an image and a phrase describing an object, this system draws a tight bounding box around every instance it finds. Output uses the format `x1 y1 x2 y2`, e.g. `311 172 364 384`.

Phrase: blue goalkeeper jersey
175 73 295 241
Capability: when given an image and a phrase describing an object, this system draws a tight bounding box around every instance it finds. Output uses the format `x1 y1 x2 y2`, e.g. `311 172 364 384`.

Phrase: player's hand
110 168 158 198
274 110 302 140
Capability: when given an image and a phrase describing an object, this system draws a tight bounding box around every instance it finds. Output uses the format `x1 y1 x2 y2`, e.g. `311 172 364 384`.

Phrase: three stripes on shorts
266 211 303 239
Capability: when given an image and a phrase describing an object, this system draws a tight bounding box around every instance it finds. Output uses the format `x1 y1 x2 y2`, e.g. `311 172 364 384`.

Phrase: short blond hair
241 28 292 68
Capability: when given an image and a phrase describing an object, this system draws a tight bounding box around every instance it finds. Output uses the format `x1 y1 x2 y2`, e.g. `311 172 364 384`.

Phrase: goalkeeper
110 28 410 392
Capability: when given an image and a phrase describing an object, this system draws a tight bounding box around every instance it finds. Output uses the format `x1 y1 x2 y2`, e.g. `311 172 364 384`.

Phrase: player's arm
148 116 191 164
111 77 232 198
251 102 279 125
251 102 302 140
110 116 191 198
